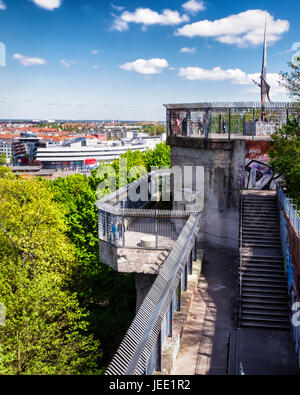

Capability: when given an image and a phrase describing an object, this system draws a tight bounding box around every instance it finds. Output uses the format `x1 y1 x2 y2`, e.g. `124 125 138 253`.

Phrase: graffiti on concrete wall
255 121 277 136
244 141 280 190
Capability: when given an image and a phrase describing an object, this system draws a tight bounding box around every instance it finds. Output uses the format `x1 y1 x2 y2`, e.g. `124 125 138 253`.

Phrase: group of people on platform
169 113 231 136
170 113 206 136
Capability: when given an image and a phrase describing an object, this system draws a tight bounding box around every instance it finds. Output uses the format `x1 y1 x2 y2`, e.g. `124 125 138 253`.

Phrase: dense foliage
270 58 300 203
0 178 101 374
270 118 300 204
280 56 300 102
0 143 171 373
0 153 6 165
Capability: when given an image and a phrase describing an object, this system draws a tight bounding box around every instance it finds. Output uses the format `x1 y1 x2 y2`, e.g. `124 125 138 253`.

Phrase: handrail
238 189 243 328
276 184 300 236
105 213 201 375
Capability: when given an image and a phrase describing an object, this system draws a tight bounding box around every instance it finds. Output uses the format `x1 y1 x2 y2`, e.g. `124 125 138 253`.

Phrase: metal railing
96 170 198 250
165 102 299 141
238 190 244 328
277 185 300 236
105 213 201 375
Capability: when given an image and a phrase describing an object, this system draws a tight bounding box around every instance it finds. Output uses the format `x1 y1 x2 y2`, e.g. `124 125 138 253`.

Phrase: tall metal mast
260 16 271 120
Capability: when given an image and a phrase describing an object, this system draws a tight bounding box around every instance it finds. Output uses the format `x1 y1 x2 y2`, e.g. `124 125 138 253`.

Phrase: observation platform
96 171 195 275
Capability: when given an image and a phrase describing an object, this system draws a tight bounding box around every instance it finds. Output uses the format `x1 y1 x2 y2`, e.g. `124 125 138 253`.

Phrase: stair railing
238 187 243 328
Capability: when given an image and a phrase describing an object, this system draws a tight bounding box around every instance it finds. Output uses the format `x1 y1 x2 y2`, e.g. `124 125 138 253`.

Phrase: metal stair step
241 315 290 323
242 309 289 317
242 225 280 230
243 223 279 228
241 282 287 290
241 296 288 305
242 237 281 242
242 230 280 235
242 243 281 248
242 255 284 261
242 258 284 264
240 271 286 279
242 265 285 276
241 302 288 311
242 290 288 298
242 311 289 323
240 276 286 284
242 240 281 244
243 214 278 218
240 321 290 329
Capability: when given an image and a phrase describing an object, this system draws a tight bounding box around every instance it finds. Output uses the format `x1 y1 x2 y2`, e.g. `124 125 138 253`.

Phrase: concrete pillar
135 273 157 312
168 138 246 251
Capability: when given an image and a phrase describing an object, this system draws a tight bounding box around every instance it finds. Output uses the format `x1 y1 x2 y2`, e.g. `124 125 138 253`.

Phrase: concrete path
173 247 237 375
236 328 300 375
172 247 300 375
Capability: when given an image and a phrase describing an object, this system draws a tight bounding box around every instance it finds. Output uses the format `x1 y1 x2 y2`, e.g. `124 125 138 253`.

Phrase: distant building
0 139 12 161
36 136 161 171
12 132 41 165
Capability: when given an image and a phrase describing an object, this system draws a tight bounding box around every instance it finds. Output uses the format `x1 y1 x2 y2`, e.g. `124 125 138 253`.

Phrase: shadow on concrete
194 246 238 375
235 328 300 375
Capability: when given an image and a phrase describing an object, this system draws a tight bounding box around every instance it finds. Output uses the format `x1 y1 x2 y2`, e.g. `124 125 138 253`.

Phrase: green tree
280 56 300 102
0 166 15 179
50 175 99 275
0 178 101 374
49 174 136 368
144 143 171 171
270 118 300 204
0 153 6 165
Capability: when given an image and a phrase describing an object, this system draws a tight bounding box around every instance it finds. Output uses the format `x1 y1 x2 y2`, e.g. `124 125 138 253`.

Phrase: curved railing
105 213 201 375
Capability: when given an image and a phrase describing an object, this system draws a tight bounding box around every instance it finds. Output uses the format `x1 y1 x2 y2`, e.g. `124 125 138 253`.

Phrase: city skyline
0 0 299 120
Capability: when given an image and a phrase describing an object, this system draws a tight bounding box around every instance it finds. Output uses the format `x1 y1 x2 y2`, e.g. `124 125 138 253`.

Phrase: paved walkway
173 247 237 375
236 328 299 375
173 246 300 375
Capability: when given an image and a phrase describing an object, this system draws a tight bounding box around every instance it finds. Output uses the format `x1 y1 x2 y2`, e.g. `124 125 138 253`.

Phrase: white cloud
111 13 129 31
182 0 206 14
92 65 99 69
178 66 287 98
286 42 300 53
178 66 249 82
32 0 62 11
112 7 189 31
111 3 125 12
13 53 46 66
120 58 169 74
180 47 196 53
0 1 6 10
91 49 99 55
61 59 70 67
175 10 289 47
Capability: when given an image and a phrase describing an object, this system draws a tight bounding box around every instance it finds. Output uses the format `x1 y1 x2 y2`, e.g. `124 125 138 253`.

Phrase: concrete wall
135 273 157 312
99 239 167 274
168 137 246 250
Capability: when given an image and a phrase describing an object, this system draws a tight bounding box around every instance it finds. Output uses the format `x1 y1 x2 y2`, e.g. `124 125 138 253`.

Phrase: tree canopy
280 56 300 102
270 118 300 204
0 178 101 374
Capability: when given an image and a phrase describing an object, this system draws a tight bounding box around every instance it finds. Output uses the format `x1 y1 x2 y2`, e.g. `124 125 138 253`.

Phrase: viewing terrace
164 102 299 140
95 170 197 274
95 170 203 374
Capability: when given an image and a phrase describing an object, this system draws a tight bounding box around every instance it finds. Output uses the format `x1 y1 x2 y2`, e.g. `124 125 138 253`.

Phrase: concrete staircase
239 192 290 329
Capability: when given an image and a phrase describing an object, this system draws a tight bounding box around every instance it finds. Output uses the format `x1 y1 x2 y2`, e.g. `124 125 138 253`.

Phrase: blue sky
0 0 299 120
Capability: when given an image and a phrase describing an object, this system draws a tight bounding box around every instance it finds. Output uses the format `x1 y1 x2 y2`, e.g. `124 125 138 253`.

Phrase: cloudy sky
0 0 299 120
